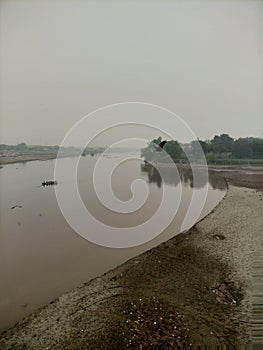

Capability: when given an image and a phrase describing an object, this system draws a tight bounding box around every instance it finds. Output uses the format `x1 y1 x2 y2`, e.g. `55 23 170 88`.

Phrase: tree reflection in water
140 163 226 190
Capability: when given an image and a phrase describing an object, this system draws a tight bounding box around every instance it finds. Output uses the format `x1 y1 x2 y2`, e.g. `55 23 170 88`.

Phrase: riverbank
0 152 58 165
0 184 262 348
0 150 88 165
208 167 263 191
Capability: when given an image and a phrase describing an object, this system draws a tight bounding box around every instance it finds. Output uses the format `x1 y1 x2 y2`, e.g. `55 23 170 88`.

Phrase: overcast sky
0 0 262 146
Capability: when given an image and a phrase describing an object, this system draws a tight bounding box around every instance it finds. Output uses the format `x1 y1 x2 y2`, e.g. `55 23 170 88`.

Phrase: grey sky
0 0 262 146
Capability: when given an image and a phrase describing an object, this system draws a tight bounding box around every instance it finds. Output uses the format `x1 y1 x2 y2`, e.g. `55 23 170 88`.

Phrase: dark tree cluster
141 137 183 162
141 134 263 164
197 134 263 160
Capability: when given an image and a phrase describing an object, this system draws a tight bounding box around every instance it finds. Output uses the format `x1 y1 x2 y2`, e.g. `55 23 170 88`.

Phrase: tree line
141 134 263 164
0 143 60 152
0 143 104 156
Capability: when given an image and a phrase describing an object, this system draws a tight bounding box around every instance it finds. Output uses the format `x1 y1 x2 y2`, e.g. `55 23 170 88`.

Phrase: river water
0 154 226 330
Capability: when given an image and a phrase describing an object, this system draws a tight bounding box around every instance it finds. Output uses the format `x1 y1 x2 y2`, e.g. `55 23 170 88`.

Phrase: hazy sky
0 0 262 146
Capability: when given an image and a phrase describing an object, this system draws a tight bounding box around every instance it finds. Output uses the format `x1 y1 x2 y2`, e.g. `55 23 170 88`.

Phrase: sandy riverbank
208 166 263 191
0 151 86 165
0 153 58 165
0 184 262 348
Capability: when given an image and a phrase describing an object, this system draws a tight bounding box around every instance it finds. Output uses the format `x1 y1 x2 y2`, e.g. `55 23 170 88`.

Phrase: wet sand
208 166 263 191
0 183 262 348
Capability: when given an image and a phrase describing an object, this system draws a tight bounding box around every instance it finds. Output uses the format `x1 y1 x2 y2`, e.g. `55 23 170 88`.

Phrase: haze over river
0 153 226 330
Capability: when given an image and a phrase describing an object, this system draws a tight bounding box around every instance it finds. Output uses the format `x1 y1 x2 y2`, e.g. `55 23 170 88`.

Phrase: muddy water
0 154 226 330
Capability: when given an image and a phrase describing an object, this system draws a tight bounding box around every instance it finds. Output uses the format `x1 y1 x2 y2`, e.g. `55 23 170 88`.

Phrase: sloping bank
1 185 263 349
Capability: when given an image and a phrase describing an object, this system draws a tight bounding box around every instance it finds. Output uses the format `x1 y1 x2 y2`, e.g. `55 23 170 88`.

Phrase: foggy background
0 0 262 146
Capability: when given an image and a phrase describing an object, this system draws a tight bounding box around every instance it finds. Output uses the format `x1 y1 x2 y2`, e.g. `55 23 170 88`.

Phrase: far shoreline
0 152 72 165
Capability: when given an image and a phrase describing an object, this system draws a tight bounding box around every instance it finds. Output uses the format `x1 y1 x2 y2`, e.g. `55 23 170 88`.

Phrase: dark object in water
41 180 58 187
11 205 22 209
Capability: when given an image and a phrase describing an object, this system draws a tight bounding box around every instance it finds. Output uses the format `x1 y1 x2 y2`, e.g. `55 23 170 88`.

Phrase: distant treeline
141 134 263 165
0 143 60 152
0 143 104 155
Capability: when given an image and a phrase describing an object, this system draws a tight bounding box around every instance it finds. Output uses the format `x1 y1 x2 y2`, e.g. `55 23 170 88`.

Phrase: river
0 154 226 330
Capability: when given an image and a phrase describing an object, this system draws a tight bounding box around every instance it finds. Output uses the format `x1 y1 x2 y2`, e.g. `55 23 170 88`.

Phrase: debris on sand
211 283 237 305
123 296 189 348
11 205 22 209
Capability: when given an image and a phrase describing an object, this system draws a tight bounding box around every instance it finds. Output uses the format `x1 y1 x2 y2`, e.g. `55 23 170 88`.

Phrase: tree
190 140 208 158
16 143 27 151
141 138 183 162
232 138 252 159
141 137 162 161
250 138 263 159
210 134 234 154
163 140 182 160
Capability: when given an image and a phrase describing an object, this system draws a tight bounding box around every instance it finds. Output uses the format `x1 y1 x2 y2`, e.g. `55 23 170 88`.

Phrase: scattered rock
212 234 226 240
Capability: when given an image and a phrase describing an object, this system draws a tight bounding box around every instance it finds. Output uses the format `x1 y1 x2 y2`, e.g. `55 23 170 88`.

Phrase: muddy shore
0 182 262 348
208 166 263 191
